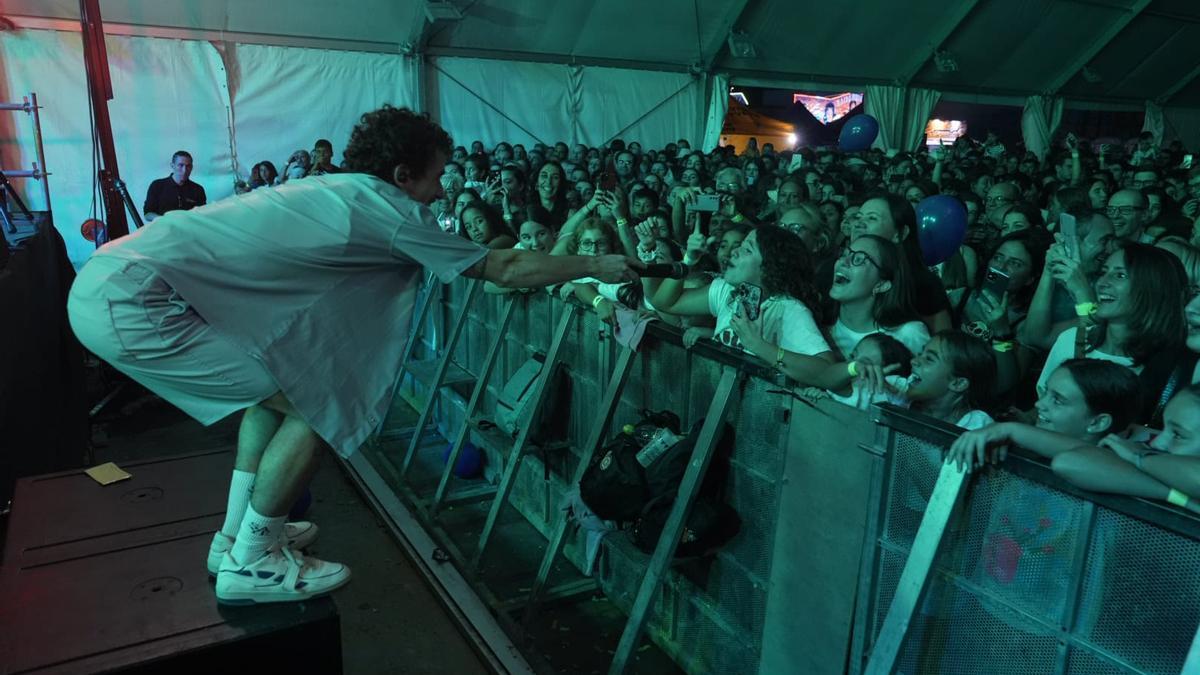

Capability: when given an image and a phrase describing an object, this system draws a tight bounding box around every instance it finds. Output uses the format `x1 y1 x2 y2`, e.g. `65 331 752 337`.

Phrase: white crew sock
229 504 286 565
219 470 257 538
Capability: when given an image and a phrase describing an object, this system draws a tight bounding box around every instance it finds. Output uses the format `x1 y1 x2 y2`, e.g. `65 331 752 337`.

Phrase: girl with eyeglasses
827 234 929 360
844 192 954 333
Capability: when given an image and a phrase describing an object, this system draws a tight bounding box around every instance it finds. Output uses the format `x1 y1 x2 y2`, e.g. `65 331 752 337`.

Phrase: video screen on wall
926 119 968 145
793 92 864 125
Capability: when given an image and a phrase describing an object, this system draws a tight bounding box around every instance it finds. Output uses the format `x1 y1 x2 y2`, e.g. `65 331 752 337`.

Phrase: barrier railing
853 404 1200 675
352 276 1200 675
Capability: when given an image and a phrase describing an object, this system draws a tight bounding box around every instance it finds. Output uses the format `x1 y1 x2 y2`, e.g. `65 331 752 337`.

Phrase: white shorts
67 255 278 425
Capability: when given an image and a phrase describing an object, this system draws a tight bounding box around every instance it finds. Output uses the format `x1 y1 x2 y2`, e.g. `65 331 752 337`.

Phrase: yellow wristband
992 340 1014 353
615 218 629 228
775 346 786 369
1168 488 1190 508
1075 302 1098 318
592 295 606 308
847 360 859 378
731 213 746 223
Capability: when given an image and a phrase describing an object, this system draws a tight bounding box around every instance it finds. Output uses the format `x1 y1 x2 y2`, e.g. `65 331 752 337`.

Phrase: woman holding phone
644 224 834 368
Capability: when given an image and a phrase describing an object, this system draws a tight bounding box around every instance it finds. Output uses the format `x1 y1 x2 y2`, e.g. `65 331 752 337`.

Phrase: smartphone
600 171 618 192
737 284 763 321
687 193 720 213
788 154 804 173
983 267 1011 301
1185 154 1194 169
1059 213 1078 259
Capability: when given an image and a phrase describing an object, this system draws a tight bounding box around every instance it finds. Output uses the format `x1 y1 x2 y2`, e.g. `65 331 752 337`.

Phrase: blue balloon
838 114 879 152
441 442 484 479
915 195 968 265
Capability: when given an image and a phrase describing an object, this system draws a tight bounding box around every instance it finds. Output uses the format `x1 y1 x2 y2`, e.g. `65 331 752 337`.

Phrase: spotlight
933 49 958 73
727 31 757 59
786 133 798 147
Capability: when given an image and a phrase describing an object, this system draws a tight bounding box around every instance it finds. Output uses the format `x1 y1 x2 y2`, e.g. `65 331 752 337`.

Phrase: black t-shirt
144 176 206 217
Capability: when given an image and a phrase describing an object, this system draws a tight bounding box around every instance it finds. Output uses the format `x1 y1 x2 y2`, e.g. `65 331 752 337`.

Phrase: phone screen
1185 154 1194 170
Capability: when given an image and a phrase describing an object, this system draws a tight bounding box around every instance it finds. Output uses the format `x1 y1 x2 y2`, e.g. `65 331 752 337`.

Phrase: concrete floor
94 393 490 675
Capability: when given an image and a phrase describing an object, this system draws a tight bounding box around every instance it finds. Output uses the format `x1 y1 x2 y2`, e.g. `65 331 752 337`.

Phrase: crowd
412 129 1200 516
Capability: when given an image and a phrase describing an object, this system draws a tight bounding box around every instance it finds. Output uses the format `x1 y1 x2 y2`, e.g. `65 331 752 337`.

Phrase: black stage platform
0 450 342 674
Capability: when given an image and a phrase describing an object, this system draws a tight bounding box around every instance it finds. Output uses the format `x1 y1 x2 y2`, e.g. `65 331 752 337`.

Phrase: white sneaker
206 521 320 576
215 547 350 605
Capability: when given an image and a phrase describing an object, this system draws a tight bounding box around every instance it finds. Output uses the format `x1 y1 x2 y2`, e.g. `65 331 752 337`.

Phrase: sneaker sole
215 573 351 606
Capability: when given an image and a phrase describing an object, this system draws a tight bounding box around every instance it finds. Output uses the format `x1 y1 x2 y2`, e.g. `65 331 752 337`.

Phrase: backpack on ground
578 410 681 521
493 353 571 447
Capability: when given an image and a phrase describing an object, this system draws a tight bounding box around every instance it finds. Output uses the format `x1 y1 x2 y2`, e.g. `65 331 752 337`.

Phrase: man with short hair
1130 168 1158 190
614 150 636 182
310 139 341 175
984 182 1018 228
143 151 206 222
68 106 639 606
1106 189 1149 242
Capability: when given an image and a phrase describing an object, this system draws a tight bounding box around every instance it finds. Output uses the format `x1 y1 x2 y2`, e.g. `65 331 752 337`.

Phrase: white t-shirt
96 173 487 457
829 317 930 360
1036 327 1138 396
707 278 830 356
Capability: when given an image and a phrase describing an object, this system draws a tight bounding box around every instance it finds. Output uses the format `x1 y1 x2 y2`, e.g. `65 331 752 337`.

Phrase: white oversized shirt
95 174 487 456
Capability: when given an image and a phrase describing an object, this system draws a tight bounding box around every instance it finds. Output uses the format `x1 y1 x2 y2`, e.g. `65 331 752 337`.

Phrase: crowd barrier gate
347 277 1200 675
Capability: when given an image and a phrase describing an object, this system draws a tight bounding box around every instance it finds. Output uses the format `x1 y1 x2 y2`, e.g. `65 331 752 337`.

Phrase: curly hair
754 225 824 322
342 105 452 182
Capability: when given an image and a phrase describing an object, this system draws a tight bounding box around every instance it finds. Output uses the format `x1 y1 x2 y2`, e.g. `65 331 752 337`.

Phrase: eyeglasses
577 240 609 253
984 195 1013 206
1105 205 1144 217
839 247 882 270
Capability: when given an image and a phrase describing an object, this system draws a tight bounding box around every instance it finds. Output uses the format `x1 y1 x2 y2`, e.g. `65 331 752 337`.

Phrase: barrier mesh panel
1075 510 1200 674
865 425 1200 675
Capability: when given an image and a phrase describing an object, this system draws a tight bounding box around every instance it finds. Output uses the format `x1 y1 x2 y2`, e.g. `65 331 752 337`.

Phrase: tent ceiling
6 0 1200 107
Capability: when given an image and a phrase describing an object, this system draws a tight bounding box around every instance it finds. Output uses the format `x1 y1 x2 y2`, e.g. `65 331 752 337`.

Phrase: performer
67 106 639 605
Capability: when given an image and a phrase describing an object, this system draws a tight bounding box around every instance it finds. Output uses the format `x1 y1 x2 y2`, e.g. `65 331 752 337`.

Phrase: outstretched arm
462 249 639 288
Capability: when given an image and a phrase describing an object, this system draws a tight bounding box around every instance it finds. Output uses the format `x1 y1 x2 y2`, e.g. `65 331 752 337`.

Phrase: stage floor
90 388 489 675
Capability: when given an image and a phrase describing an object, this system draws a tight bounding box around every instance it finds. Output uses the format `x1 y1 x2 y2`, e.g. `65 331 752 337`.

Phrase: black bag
578 410 681 522
630 493 742 557
628 419 741 557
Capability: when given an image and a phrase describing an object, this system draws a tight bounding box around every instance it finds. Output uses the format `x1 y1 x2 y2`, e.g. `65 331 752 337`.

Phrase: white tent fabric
1141 100 1164 146
0 29 231 265
863 85 941 152
227 43 418 180
702 73 730 152
1021 95 1065 161
0 29 418 266
428 56 704 150
1163 107 1200 154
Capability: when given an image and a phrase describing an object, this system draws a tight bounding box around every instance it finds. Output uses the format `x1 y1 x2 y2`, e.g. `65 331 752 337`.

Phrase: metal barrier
853 404 1200 675
353 276 1200 675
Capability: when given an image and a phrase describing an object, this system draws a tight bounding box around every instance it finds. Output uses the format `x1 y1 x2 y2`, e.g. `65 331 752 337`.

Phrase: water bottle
636 427 681 467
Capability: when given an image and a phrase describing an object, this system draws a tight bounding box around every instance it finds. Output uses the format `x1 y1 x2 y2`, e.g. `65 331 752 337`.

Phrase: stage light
787 133 797 147
727 31 757 59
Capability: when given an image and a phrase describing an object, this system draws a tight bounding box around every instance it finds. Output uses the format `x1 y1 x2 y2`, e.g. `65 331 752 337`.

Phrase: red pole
79 0 129 241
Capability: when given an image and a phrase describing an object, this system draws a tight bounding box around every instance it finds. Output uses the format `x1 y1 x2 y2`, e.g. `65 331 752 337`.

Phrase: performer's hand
589 255 643 284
